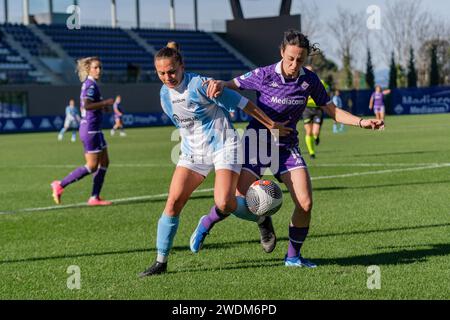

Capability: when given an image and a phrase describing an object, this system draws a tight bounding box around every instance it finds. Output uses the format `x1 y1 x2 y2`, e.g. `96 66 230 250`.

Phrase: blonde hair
166 41 180 51
76 56 101 82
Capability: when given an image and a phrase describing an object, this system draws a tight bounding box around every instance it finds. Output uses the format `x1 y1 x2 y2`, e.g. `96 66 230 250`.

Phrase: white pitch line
1 163 449 216
311 163 450 180
0 188 214 216
311 163 450 168
1 162 449 169
0 164 173 169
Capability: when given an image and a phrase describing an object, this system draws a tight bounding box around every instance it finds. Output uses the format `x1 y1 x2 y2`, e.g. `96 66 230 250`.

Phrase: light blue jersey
160 72 248 161
332 95 343 109
65 105 80 122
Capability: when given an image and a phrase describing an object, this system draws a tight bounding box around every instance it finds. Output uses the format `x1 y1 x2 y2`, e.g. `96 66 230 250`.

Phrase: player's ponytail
154 41 183 65
76 56 101 82
166 41 180 52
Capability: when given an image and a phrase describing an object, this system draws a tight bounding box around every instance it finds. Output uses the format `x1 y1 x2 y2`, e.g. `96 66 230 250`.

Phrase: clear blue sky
1 0 448 73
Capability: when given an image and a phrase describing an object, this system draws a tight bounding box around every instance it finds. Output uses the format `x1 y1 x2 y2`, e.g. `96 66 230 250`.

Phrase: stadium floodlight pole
4 0 8 23
229 0 244 19
193 0 198 31
136 0 140 29
48 0 53 24
111 0 118 28
22 0 29 25
279 0 292 15
169 0 175 30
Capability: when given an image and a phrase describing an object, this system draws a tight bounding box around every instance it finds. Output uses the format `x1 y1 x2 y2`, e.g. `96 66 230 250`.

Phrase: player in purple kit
191 30 384 268
110 95 126 137
369 85 391 122
51 57 114 206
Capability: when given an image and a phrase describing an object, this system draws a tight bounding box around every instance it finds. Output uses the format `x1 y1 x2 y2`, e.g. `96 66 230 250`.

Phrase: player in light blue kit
58 99 81 142
332 90 345 133
139 42 292 277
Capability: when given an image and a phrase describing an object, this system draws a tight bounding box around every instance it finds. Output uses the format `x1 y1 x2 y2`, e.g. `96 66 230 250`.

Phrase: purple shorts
242 143 307 182
79 125 107 154
374 105 385 113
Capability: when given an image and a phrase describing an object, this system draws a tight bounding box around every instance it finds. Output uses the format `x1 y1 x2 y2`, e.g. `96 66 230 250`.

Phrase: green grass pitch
0 114 449 299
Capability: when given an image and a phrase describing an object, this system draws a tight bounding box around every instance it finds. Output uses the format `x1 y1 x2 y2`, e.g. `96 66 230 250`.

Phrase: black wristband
359 118 363 128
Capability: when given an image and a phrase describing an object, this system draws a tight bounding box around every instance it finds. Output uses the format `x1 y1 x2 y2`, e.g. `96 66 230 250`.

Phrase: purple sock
91 167 107 198
201 206 228 230
287 226 309 258
60 166 91 188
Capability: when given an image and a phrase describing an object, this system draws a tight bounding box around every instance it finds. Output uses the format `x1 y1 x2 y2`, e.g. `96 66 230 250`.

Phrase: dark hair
154 41 183 65
280 29 321 56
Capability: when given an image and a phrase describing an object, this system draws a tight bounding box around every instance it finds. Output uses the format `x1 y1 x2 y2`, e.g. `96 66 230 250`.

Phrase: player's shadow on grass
168 257 283 275
312 243 450 267
155 243 450 275
3 223 449 267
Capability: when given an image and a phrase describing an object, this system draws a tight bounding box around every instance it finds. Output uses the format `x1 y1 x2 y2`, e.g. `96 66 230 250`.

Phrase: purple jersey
234 62 330 147
113 102 123 114
371 92 385 107
80 76 103 132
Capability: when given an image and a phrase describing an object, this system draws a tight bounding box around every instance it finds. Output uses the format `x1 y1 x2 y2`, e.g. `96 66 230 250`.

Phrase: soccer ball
246 180 283 217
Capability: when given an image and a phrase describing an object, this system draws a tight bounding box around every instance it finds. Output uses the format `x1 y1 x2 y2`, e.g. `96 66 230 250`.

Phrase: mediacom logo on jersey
270 96 305 106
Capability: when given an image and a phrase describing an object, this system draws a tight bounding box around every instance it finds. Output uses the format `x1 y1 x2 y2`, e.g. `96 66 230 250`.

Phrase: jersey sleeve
213 88 248 112
82 83 97 101
310 75 331 107
233 68 264 91
197 79 248 113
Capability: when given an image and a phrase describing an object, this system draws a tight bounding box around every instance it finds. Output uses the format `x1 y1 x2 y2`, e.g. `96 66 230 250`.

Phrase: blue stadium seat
0 28 43 84
2 23 57 57
132 28 249 76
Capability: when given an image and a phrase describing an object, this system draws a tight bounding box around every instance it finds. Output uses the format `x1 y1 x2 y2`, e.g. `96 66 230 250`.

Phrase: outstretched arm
203 79 237 98
84 98 114 111
242 100 293 137
322 103 384 130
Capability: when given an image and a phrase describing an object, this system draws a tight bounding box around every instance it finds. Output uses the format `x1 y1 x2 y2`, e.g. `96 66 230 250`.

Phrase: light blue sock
156 213 180 259
231 196 259 223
